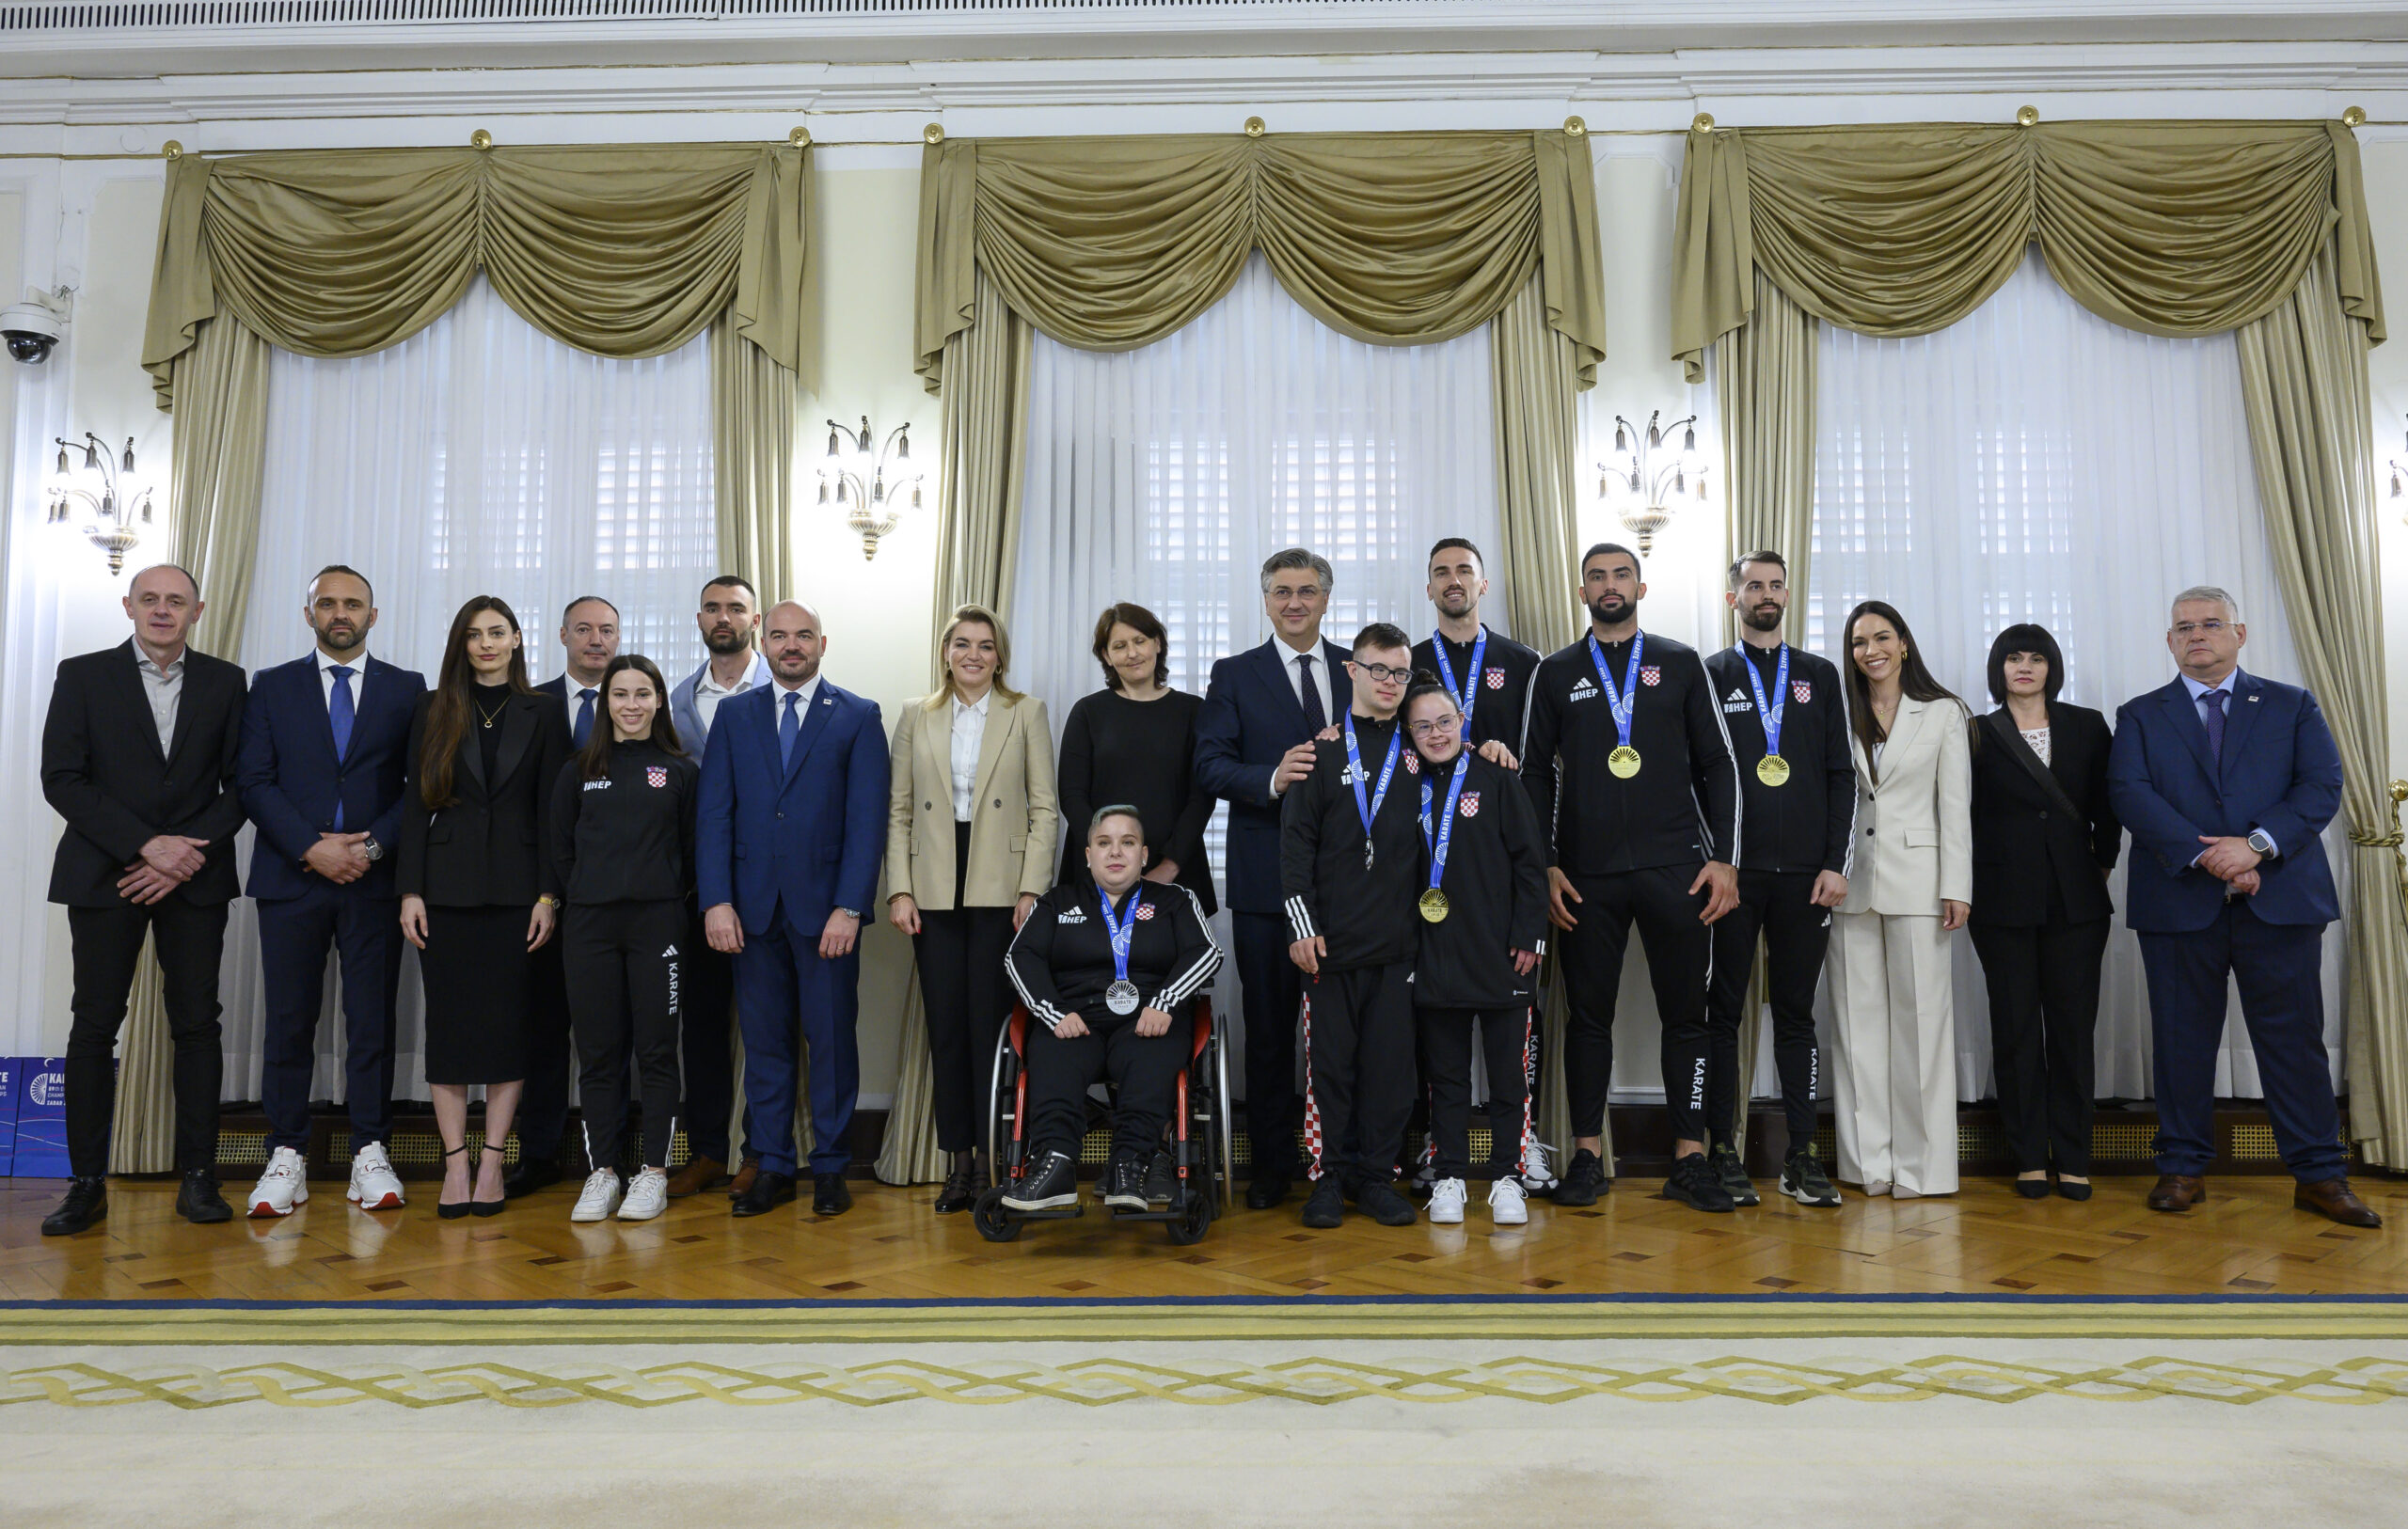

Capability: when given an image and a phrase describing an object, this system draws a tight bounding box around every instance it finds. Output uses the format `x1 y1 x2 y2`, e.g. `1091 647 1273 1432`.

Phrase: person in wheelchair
1003 806 1223 1212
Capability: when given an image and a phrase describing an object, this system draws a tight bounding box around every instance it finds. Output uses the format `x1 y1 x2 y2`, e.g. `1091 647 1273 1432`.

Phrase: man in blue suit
1196 547 1352 1209
698 599 888 1218
2107 584 2379 1227
234 565 427 1219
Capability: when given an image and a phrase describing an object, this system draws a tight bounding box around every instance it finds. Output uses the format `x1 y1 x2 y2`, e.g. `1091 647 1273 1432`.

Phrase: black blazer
42 640 248 908
394 688 572 908
1969 701 2121 928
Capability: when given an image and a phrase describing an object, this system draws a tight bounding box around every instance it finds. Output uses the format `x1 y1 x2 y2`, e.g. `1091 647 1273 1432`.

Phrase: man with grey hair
1196 547 1354 1208
2106 583 2379 1226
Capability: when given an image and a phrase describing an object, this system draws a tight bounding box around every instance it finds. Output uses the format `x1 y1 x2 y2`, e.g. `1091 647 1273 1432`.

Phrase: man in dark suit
698 600 888 1218
2106 584 2379 1227
1195 547 1352 1208
235 564 427 1219
510 592 620 1198
38 564 248 1236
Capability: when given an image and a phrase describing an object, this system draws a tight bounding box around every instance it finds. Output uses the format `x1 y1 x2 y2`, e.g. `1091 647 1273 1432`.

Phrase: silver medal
1104 980 1141 1017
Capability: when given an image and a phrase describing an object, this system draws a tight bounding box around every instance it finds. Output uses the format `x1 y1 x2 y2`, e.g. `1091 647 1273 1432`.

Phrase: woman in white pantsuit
1829 600 1972 1199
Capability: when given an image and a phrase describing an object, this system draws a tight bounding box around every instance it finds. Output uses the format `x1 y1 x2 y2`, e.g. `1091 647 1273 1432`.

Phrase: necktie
2201 687 2227 764
572 687 596 749
780 689 802 768
328 665 356 829
1296 654 1327 733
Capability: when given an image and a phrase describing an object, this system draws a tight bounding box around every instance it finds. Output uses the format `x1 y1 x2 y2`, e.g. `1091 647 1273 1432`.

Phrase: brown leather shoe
726 1157 761 1199
2295 1177 2384 1228
664 1155 727 1199
2146 1173 2208 1211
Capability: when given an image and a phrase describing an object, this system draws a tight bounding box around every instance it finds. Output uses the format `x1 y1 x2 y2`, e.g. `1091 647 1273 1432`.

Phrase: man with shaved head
40 564 249 1236
696 599 889 1217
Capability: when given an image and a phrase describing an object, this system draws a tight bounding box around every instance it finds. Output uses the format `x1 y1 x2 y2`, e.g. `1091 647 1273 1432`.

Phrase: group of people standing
34 531 2384 1240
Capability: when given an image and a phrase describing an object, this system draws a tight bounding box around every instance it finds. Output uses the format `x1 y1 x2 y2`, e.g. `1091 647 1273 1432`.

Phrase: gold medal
1418 889 1450 922
1608 745 1642 779
1757 754 1791 786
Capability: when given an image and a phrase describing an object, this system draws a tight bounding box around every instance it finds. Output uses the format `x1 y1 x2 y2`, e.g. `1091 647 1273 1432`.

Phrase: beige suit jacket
1840 694 1974 917
885 689 1060 911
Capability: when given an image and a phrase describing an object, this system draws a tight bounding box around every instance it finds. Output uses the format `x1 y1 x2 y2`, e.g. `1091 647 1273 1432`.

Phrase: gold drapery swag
915 130 1606 394
1672 120 2384 379
143 143 812 407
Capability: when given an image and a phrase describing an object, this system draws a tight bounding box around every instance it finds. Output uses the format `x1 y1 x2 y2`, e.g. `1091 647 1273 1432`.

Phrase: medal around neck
1608 745 1642 779
1740 640 1792 789
1431 625 1487 734
1418 889 1450 922
1104 980 1141 1017
1418 751 1470 922
1757 754 1791 786
1590 630 1646 780
1344 711 1402 875
1097 889 1143 1017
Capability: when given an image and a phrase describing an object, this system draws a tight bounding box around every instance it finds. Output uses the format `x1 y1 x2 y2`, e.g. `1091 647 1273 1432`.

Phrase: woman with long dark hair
398 596 571 1217
1968 623 2121 1201
1054 602 1216 915
1828 600 1972 1199
548 654 700 1223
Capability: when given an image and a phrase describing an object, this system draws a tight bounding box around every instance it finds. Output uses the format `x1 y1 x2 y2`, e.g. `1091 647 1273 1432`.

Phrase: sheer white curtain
219 276 717 1103
1015 252 1500 1069
1809 248 2342 1102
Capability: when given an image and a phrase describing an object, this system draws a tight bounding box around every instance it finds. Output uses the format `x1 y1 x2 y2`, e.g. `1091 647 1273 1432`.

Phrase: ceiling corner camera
2 291 72 365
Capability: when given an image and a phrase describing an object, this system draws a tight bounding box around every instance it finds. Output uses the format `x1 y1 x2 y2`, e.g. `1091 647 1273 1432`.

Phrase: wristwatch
834 906 861 920
2246 828 2276 858
361 835 385 862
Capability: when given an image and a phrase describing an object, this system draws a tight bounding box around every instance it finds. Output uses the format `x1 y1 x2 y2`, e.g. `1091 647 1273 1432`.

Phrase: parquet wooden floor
5 1173 2405 1303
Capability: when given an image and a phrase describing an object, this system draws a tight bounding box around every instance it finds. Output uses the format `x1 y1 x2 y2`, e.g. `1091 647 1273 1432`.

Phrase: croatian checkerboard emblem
1484 669 1505 689
1640 666 1662 686
1135 903 1156 920
646 765 668 788
1404 753 1420 773
1792 681 1813 703
1460 792 1481 817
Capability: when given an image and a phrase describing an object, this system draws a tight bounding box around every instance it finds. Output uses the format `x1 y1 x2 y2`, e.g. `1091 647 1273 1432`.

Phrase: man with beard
1700 552 1852 1208
665 575 772 1197
237 565 426 1217
1519 543 1742 1213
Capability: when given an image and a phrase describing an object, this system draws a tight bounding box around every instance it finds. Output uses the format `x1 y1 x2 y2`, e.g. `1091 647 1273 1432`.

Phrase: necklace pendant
1364 843 1374 872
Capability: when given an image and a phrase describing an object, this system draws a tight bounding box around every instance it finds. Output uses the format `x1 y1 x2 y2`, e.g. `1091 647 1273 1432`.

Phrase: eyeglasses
2171 621 2230 638
1352 661 1411 685
1406 718 1459 738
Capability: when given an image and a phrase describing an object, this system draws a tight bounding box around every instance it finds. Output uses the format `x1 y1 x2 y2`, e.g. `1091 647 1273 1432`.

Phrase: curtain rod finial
2016 104 2040 127
1692 113 1715 134
2344 105 2368 128
1244 116 1266 137
470 128 494 150
1562 116 1586 137
161 139 182 160
789 125 812 148
924 122 944 145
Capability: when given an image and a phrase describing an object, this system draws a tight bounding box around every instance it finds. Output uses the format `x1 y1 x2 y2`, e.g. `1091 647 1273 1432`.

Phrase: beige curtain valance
1672 120 2384 380
143 143 810 407
915 130 1606 391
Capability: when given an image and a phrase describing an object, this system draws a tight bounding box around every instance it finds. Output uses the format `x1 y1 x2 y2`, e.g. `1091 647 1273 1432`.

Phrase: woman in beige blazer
1828 600 1972 1200
887 604 1061 1212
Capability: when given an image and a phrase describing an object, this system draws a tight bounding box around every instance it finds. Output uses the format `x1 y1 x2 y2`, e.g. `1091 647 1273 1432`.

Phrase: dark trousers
562 899 685 1170
1705 869 1830 1149
258 881 403 1153
2139 903 2344 1182
1024 1014 1185 1160
515 939 573 1162
64 899 228 1176
736 908 861 1177
1971 917 2109 1174
1417 1005 1529 1180
916 904 1018 1153
1233 909 1302 1177
681 906 746 1164
1302 963 1414 1189
1556 865 1712 1142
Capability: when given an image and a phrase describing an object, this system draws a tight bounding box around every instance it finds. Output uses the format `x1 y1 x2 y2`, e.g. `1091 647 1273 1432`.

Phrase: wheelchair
972 997 1233 1245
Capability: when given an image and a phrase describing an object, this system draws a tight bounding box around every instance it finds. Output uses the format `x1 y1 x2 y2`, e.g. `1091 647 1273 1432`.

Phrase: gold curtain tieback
2349 830 2404 848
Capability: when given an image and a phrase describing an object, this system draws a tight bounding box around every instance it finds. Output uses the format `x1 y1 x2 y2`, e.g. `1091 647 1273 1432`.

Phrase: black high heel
470 1142 507 1218
438 1143 474 1220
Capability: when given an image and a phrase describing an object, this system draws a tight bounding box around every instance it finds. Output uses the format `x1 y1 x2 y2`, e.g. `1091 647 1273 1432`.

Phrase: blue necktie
779 689 802 768
572 687 596 749
328 665 356 829
2201 687 2227 764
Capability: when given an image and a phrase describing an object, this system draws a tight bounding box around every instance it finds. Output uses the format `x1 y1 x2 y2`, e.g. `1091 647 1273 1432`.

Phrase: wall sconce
2388 416 2408 524
46 433 152 574
818 415 923 560
1598 409 1709 556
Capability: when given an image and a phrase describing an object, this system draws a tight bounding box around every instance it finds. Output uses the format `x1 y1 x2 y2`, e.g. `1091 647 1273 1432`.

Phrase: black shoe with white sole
1001 1150 1079 1212
1664 1151 1736 1213
1780 1147 1842 1207
1709 1142 1760 1206
1143 1151 1177 1207
1103 1154 1149 1210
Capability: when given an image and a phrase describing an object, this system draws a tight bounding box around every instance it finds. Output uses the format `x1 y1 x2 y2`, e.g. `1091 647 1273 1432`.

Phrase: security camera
2 294 69 365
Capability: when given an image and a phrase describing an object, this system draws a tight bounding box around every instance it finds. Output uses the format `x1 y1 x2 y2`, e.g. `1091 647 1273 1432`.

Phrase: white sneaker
1489 1177 1529 1225
346 1143 405 1211
570 1169 623 1222
248 1146 309 1218
1518 1139 1560 1196
1428 1177 1466 1224
617 1167 669 1222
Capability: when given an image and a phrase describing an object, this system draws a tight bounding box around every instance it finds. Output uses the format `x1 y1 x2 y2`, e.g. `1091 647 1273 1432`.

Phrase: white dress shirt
135 648 185 756
949 690 990 821
771 673 825 743
2180 667 2273 855
315 644 369 713
693 658 762 737
1268 635 1329 798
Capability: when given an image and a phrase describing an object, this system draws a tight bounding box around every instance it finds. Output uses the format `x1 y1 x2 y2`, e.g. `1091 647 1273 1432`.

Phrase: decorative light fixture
2387 415 2408 522
46 433 152 574
818 416 923 560
1598 409 1709 556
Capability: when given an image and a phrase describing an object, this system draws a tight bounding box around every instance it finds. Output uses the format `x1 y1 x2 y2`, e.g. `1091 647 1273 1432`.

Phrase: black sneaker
1301 1177 1346 1228
1103 1154 1148 1210
40 1175 107 1237
1664 1151 1737 1213
1709 1143 1760 1206
1000 1149 1079 1211
1143 1151 1177 1207
176 1168 233 1224
1780 1147 1842 1207
1553 1148 1609 1206
1355 1178 1418 1227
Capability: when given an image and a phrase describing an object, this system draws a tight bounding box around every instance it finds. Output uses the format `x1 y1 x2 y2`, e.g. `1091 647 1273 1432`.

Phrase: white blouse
2021 726 2052 766
948 691 990 822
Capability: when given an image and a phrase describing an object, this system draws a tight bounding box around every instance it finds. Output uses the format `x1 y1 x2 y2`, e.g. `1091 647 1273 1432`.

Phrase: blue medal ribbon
1430 625 1488 735
1588 628 1645 752
1097 887 1139 985
1741 641 1790 763
1343 711 1404 868
1420 750 1471 894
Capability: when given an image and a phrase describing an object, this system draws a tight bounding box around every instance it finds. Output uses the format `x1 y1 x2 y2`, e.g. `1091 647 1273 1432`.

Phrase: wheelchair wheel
971 1186 1022 1243
1164 1182 1214 1246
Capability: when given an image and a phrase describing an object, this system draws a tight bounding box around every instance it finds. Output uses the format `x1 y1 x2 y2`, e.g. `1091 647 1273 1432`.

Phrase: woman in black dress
1055 603 1217 917
398 595 572 1218
1966 623 2121 1202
